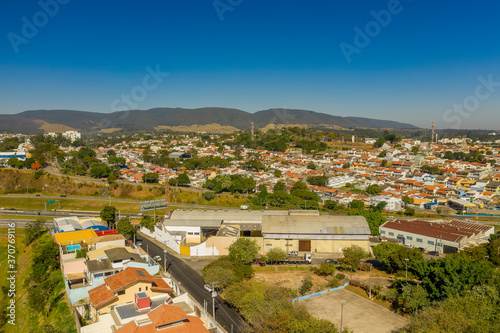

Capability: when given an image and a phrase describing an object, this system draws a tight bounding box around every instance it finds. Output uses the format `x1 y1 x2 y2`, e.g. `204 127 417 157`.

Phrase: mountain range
0 108 418 134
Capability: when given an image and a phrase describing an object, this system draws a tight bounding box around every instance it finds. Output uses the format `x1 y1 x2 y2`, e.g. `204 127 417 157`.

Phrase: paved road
137 235 250 333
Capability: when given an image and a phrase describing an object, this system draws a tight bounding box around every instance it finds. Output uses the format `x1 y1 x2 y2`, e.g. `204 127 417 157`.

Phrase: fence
290 282 349 302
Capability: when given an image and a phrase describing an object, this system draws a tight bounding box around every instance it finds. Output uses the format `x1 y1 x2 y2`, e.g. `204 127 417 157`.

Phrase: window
397 234 404 238
416 238 423 243
117 290 125 295
145 286 148 291
428 240 434 245
388 232 394 236
139 288 141 291
380 230 386 234
407 236 413 240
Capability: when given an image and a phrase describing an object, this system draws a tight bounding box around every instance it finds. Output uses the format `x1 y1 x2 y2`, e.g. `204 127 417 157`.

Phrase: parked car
428 251 440 256
136 241 142 246
325 259 338 264
153 255 161 262
60 194 66 197
204 284 213 292
288 251 298 256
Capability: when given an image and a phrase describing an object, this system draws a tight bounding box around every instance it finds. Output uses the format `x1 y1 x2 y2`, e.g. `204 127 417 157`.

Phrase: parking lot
302 290 407 333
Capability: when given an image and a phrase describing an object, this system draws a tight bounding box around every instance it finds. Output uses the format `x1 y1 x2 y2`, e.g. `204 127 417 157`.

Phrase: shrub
336 273 346 280
358 262 371 271
328 277 341 288
312 262 337 276
300 276 313 295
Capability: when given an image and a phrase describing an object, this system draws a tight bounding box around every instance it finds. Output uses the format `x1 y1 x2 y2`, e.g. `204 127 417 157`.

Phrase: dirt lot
253 268 330 291
302 289 407 333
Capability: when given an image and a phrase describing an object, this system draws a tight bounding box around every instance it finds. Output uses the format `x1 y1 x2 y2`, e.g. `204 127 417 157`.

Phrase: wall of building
259 238 370 254
98 281 166 315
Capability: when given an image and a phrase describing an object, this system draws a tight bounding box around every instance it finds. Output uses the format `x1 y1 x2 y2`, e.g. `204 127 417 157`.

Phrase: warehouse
379 219 493 253
159 209 371 255
261 214 371 254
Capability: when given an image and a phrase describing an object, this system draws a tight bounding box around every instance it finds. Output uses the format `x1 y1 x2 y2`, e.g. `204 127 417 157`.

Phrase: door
299 240 311 252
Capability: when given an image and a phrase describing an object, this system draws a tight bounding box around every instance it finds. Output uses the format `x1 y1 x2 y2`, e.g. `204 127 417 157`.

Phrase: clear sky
1 0 499 129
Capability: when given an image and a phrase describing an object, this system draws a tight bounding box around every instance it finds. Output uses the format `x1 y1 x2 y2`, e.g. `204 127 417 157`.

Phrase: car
288 251 298 256
204 284 213 292
325 259 338 264
60 194 66 197
35 194 40 197
153 255 161 262
136 241 142 246
417 247 425 252
428 251 440 256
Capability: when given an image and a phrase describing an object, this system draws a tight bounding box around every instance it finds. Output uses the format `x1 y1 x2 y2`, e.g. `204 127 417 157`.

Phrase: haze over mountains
0 108 418 134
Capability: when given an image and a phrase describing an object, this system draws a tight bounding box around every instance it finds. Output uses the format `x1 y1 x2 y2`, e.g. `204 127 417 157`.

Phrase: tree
143 172 159 183
307 161 317 170
117 218 135 239
100 205 117 228
90 163 112 178
411 146 419 154
202 191 216 201
177 172 190 185
274 169 282 177
7 157 18 168
313 262 337 276
140 215 155 231
374 201 387 212
25 217 45 245
373 242 423 273
404 208 416 216
266 248 287 264
307 175 328 187
402 195 414 205
273 181 287 193
349 199 364 209
324 200 338 211
366 184 382 195
400 285 500 332
228 238 260 264
341 245 369 271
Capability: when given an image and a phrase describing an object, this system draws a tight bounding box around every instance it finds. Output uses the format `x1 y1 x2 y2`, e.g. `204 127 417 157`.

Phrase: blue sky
1 0 499 129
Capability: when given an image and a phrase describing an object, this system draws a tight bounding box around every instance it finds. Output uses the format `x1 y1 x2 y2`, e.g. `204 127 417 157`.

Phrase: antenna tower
431 121 435 143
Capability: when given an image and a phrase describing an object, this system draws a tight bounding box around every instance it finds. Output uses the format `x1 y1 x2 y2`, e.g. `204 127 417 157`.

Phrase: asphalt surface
136 235 250 333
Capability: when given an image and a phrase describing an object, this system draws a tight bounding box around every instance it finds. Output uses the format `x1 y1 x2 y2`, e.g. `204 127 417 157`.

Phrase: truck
255 253 312 266
278 253 312 265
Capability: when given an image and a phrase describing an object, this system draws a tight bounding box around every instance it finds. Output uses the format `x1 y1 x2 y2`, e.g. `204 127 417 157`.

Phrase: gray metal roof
79 219 106 229
165 209 289 228
262 215 370 235
104 248 143 263
54 217 81 231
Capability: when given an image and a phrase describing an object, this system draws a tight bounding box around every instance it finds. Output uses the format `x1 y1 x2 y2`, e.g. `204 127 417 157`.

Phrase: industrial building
379 219 493 253
53 216 108 233
156 209 371 256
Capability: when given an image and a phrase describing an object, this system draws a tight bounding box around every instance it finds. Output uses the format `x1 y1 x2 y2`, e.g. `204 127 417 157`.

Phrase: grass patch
0 229 76 332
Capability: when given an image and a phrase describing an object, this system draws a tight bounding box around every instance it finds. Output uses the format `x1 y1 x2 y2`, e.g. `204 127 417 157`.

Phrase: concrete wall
259 238 370 254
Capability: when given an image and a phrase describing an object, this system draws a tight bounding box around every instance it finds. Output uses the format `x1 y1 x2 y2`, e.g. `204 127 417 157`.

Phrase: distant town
1 126 500 333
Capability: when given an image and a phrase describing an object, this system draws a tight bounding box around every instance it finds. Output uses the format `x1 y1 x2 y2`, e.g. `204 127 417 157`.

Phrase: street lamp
340 301 346 332
404 258 409 283
163 249 168 273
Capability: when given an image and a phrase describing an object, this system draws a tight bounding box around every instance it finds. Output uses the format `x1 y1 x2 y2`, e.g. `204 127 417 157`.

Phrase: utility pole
340 301 346 332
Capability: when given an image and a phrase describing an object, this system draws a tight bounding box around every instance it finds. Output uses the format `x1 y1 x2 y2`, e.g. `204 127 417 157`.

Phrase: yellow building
53 229 97 245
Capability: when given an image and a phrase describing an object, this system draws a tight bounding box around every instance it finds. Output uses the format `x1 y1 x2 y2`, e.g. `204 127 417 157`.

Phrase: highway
136 235 250 333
